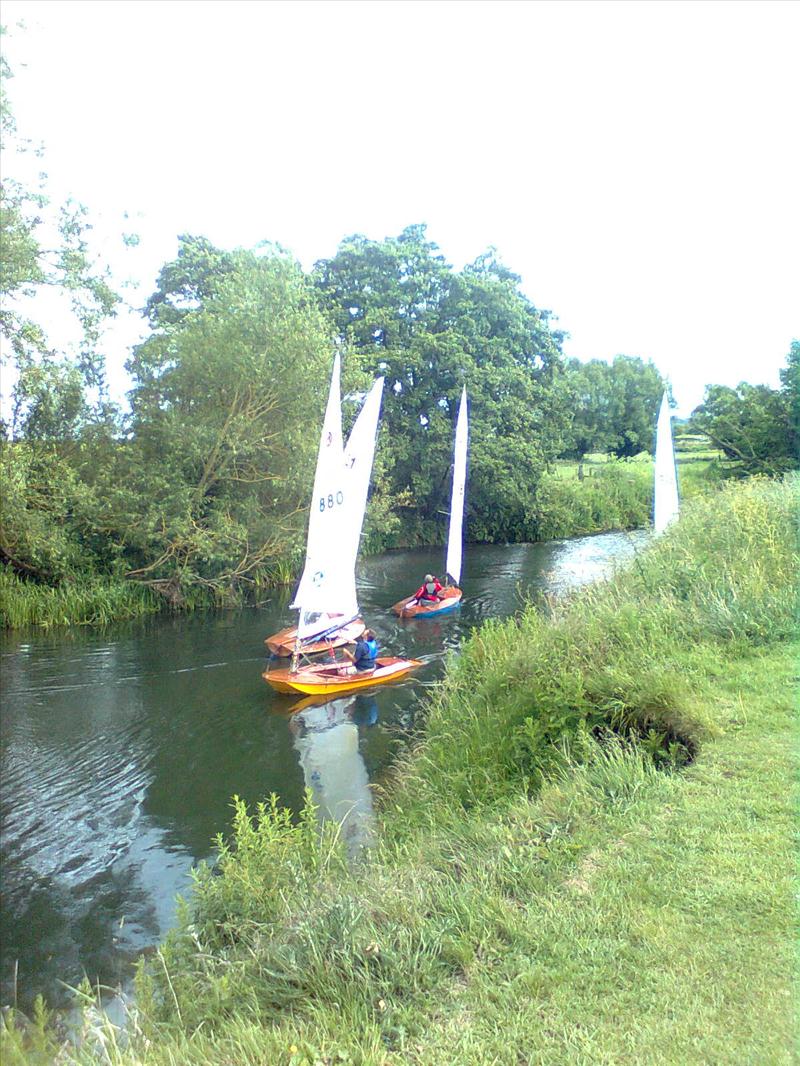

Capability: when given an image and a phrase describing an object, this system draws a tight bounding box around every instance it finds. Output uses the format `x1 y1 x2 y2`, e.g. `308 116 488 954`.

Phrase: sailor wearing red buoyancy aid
414 574 444 602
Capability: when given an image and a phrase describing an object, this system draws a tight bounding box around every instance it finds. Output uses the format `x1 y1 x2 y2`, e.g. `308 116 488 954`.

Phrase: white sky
2 0 798 415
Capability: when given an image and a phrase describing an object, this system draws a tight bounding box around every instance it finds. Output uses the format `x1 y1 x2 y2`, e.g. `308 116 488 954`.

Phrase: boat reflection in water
287 693 379 858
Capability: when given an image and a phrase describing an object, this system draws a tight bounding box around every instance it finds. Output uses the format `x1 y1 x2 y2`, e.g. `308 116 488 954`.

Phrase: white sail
445 387 469 585
341 377 385 577
653 391 680 534
290 354 352 636
291 358 384 640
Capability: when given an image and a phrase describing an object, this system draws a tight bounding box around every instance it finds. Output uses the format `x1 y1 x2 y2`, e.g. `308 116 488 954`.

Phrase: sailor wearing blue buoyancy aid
350 629 378 671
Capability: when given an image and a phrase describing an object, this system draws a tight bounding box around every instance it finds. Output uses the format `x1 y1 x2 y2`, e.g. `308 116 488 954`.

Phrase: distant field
552 438 723 493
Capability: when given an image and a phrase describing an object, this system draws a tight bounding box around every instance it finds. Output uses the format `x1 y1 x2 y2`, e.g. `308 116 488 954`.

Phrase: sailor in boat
341 629 379 674
413 574 445 605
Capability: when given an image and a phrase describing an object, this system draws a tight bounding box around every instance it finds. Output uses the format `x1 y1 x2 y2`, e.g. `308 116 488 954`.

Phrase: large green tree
117 239 334 602
561 355 665 461
689 343 798 475
314 226 571 544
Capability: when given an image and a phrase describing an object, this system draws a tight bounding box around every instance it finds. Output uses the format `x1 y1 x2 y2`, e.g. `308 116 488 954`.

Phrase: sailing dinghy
391 387 468 618
653 391 680 535
264 356 421 696
266 356 373 657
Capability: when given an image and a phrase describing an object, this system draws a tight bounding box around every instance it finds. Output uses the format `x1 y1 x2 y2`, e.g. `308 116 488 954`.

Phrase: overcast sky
2 0 798 414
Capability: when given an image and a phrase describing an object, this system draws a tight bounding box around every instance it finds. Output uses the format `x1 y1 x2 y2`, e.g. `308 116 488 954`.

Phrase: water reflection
288 694 378 858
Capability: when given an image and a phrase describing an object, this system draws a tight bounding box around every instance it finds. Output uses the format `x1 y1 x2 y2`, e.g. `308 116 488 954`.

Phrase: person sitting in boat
343 629 379 672
414 574 445 602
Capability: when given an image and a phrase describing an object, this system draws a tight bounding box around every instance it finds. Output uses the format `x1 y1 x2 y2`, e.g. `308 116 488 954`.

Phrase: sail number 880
319 491 344 512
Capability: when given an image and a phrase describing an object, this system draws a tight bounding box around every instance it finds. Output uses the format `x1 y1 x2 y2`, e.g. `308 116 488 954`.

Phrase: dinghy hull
390 586 462 618
265 618 365 658
263 656 422 696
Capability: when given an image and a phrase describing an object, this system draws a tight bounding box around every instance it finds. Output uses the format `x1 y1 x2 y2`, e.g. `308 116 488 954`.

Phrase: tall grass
0 552 304 629
0 569 162 629
387 476 798 822
536 461 653 539
540 448 725 541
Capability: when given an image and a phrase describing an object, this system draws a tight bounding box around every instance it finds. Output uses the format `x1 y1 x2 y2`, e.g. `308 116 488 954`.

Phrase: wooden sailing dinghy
653 391 680 535
264 357 421 697
265 656 422 696
265 355 376 657
265 618 364 659
392 387 469 619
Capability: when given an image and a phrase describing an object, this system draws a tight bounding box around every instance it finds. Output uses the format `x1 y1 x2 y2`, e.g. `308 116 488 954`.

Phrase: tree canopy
560 355 666 460
314 226 571 542
689 342 798 476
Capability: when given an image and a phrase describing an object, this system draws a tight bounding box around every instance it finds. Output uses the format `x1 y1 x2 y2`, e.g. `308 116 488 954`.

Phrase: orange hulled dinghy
264 656 422 696
392 387 469 619
264 356 421 697
265 618 365 659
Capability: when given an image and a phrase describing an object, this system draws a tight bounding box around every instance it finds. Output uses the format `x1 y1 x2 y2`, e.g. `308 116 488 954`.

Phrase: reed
0 552 304 629
0 570 162 629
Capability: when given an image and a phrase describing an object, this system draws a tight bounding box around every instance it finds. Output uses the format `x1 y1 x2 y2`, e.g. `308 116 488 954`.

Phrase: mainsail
653 391 680 534
291 358 383 639
341 377 385 580
445 387 469 585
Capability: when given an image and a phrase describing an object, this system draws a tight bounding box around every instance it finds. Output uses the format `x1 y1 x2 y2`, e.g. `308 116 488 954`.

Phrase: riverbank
1 454 708 630
3 476 796 1064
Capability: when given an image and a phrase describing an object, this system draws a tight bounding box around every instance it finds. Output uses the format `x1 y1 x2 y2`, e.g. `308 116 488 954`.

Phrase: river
0 531 647 1010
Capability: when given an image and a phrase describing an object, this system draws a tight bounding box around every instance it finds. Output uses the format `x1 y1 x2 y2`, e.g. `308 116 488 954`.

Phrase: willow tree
117 239 334 603
689 342 799 477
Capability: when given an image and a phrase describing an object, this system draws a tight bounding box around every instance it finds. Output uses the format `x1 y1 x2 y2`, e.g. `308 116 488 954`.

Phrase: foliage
314 226 571 545
0 41 120 433
535 459 652 539
115 241 336 603
0 566 161 628
0 238 336 615
780 338 800 457
689 340 799 475
561 354 666 460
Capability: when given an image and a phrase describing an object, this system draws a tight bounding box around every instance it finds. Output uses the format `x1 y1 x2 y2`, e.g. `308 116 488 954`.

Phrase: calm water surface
0 532 647 1008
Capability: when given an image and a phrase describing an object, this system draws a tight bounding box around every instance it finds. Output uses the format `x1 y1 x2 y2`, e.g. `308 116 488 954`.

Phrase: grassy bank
538 442 722 541
2 478 797 1065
